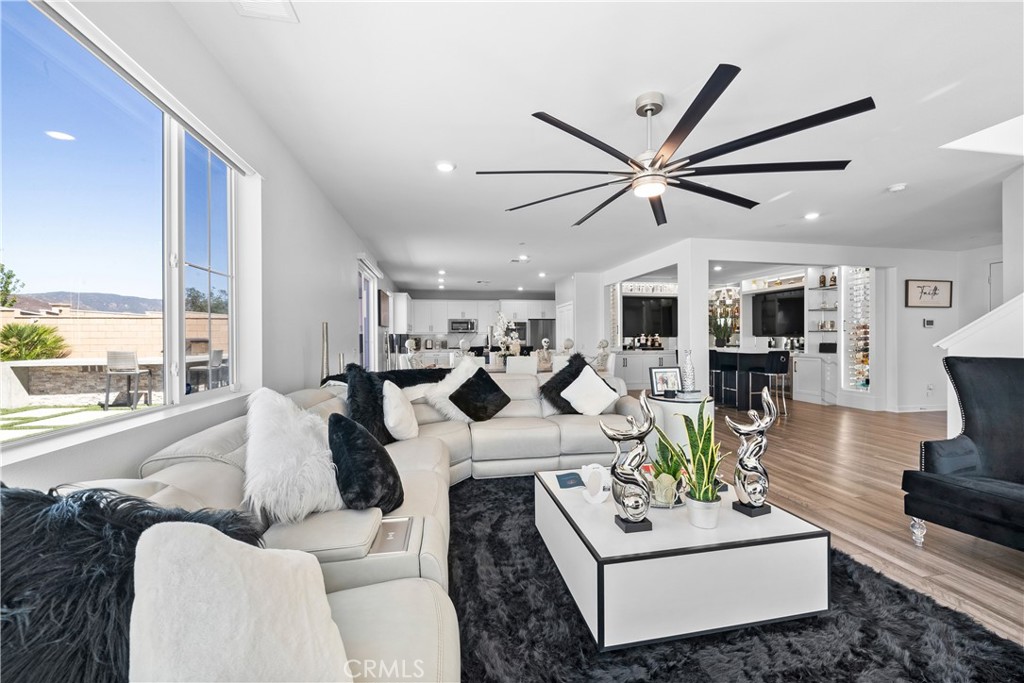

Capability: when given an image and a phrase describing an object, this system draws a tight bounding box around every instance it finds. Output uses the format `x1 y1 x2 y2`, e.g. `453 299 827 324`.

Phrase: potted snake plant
654 397 728 528
651 437 686 507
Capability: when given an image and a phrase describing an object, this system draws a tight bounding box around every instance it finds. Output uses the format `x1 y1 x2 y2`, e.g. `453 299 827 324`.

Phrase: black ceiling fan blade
649 196 667 225
675 160 851 177
572 186 632 226
533 112 644 171
506 178 630 212
477 170 633 176
652 64 741 170
676 97 876 169
669 178 758 209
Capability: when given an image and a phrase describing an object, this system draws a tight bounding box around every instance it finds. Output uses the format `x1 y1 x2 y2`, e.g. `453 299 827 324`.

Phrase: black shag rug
448 476 1023 683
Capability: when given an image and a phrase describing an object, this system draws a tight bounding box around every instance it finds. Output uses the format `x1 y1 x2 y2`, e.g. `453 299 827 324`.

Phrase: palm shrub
0 323 71 361
654 397 727 502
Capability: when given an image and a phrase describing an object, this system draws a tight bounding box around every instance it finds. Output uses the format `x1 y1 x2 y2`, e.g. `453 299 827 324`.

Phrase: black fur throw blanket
342 363 450 445
0 485 262 683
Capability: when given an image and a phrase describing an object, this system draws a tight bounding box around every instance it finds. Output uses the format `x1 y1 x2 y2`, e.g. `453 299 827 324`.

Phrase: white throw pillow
244 387 343 524
425 357 480 422
382 380 419 440
560 365 620 416
130 522 351 683
402 382 434 403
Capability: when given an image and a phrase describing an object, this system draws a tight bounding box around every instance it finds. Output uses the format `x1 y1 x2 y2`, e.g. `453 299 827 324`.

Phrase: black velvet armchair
901 356 1024 551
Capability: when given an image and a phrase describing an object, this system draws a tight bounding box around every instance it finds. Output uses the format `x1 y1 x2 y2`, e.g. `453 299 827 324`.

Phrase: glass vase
681 349 696 392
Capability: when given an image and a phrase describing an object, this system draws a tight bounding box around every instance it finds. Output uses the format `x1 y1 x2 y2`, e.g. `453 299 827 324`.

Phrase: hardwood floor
647 396 1024 644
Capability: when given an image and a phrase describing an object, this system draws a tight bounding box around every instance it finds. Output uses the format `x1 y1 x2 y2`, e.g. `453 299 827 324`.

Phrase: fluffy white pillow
560 365 620 416
382 380 419 440
131 522 351 682
425 357 480 422
402 382 434 403
244 387 343 524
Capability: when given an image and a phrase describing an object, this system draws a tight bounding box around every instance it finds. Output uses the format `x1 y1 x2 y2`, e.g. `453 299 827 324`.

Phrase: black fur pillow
343 364 450 445
328 414 405 513
0 485 261 683
540 353 590 414
450 367 511 421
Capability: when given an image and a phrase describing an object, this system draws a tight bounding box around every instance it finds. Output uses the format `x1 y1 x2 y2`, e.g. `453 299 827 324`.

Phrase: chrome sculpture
600 392 656 523
725 387 778 508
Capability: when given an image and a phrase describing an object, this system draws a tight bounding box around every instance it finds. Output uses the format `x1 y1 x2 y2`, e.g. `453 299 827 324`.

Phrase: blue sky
2 2 227 302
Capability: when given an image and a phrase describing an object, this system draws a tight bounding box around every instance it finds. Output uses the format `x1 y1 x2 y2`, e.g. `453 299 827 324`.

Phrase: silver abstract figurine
600 392 656 522
725 387 778 507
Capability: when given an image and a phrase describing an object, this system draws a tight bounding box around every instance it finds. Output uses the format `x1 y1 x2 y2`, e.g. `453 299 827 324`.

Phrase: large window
1 2 237 442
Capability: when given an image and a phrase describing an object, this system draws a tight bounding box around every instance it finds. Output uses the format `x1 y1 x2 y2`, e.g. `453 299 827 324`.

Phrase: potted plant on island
708 313 733 348
654 397 728 528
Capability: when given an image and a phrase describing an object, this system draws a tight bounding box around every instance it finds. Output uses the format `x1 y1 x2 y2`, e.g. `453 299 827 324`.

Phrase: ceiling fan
478 64 875 227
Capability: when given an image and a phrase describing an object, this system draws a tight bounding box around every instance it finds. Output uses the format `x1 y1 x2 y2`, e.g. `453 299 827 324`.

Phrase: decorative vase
651 473 684 507
686 495 721 529
680 350 695 392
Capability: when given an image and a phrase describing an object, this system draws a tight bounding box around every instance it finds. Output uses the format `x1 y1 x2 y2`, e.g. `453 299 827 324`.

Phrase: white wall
957 244 1003 326
1003 166 1024 299
602 238 965 412
1 2 386 489
553 273 603 353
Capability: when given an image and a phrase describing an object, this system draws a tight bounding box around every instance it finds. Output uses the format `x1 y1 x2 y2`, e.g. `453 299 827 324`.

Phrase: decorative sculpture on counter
592 339 610 371
537 338 553 372
600 392 656 532
405 339 429 369
562 338 575 354
451 339 471 365
725 387 778 517
680 349 696 392
508 330 522 357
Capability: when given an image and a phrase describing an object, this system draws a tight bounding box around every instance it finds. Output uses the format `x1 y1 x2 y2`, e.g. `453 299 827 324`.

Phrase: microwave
448 319 477 334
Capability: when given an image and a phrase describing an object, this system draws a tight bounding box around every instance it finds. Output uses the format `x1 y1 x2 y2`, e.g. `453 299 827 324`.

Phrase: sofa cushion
329 414 405 514
327 578 459 683
146 461 245 511
425 357 481 422
547 413 633 455
262 508 383 563
385 436 453 480
131 522 350 683
902 471 1024 526
469 417 560 461
540 353 590 414
559 365 619 416
0 487 261 683
407 421 472 467
244 388 342 524
388 470 450 536
450 367 511 421
139 414 248 477
490 374 544 419
383 380 419 440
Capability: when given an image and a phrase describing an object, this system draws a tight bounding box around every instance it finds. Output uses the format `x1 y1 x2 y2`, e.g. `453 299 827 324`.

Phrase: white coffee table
534 470 830 651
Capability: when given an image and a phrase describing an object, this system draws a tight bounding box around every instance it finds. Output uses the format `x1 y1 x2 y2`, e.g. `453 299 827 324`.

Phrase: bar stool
710 350 738 407
749 350 790 416
709 350 720 397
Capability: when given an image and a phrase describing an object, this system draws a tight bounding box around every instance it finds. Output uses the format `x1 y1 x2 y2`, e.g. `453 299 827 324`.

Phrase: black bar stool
710 350 738 407
749 350 790 416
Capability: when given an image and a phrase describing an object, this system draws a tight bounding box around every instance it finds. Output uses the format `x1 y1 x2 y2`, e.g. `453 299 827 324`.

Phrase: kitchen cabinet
793 356 823 404
411 300 447 334
446 300 479 321
499 300 529 321
392 293 412 334
526 300 555 319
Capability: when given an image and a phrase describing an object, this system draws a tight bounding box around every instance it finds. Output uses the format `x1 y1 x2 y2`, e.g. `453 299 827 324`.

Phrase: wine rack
843 266 871 391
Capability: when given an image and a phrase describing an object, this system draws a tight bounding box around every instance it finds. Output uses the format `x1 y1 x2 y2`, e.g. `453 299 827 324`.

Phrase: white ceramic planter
686 496 721 529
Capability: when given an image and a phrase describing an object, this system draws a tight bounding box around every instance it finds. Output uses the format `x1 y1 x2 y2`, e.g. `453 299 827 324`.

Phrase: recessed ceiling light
518 254 530 262
538 272 546 278
804 212 820 220
436 161 456 173
713 265 723 272
438 285 445 290
517 286 524 291
887 183 908 193
438 278 445 283
438 270 446 275
45 131 75 141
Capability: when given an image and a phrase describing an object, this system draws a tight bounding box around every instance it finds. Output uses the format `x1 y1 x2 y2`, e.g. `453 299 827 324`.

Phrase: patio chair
190 349 225 390
104 351 152 410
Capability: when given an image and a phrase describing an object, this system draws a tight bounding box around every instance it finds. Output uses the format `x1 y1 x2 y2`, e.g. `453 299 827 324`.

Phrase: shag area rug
448 476 1023 683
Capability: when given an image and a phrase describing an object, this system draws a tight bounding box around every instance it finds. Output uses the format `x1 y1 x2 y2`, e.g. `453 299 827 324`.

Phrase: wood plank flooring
646 396 1024 644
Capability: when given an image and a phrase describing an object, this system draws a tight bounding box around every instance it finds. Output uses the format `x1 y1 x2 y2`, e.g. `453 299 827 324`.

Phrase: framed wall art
905 279 952 308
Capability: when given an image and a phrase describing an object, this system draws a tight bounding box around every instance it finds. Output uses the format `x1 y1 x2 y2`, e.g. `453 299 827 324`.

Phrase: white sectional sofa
62 366 642 682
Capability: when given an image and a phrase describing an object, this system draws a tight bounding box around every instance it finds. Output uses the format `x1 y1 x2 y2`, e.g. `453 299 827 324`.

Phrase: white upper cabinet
446 300 479 321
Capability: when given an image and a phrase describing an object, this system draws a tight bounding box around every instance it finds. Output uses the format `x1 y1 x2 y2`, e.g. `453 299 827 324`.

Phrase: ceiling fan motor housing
635 92 665 117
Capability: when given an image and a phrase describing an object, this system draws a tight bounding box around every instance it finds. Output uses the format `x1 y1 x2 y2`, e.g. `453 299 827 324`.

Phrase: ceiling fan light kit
479 64 875 227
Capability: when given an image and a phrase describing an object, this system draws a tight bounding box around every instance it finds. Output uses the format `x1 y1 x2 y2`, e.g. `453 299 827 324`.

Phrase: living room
1 2 1022 681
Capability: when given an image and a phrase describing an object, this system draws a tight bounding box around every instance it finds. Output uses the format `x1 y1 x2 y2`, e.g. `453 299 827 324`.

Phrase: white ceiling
170 1 1023 294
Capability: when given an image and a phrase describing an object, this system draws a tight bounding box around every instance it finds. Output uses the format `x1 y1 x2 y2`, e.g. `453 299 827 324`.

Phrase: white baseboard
894 404 946 413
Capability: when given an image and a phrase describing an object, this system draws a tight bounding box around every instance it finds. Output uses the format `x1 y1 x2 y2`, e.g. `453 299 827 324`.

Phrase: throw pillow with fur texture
450 367 511 421
244 388 343 524
540 353 590 414
344 364 450 444
0 485 261 683
328 414 404 513
425 357 481 422
382 380 418 440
